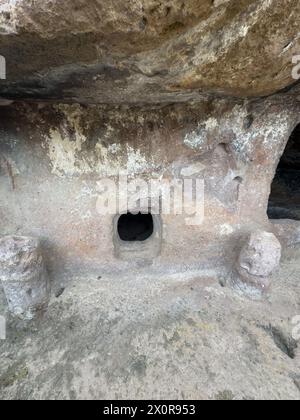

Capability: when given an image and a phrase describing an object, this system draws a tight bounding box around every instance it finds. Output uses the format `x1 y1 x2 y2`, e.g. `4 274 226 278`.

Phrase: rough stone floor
1 248 300 400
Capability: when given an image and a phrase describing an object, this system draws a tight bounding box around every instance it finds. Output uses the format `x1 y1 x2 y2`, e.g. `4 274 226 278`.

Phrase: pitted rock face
236 231 282 290
0 236 50 319
0 0 299 103
0 236 41 279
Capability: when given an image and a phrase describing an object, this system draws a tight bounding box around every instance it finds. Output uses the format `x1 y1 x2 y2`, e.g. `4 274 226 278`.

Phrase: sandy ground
0 247 300 400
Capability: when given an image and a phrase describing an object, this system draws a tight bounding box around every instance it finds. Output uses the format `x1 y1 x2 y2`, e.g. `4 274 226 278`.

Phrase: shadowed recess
117 213 154 242
268 124 300 220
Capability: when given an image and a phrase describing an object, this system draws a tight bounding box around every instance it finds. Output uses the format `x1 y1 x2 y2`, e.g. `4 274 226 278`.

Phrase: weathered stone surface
236 231 282 290
0 96 298 277
1 254 300 400
0 0 299 103
1 0 300 403
272 220 300 247
0 236 50 319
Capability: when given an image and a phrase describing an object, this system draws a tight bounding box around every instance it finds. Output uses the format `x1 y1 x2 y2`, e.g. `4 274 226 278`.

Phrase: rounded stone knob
0 236 50 319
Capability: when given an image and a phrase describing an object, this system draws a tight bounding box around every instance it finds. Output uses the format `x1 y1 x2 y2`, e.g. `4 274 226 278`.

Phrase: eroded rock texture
0 1 300 294
236 231 282 291
0 0 300 103
0 94 298 284
0 236 50 319
1 0 300 403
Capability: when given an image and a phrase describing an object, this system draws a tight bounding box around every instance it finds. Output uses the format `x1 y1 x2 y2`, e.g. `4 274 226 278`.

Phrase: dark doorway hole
268 123 300 220
117 212 154 242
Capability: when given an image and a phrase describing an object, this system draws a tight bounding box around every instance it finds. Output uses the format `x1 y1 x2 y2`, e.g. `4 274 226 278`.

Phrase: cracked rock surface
0 247 300 400
236 231 282 291
0 236 50 320
0 0 300 103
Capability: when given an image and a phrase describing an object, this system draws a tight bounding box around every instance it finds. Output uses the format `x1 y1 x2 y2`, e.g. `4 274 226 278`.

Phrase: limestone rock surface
0 0 299 103
236 231 282 291
0 236 50 319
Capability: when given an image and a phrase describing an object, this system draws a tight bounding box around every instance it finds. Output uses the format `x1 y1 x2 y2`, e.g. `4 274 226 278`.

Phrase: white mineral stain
219 224 234 236
44 125 159 178
183 117 218 150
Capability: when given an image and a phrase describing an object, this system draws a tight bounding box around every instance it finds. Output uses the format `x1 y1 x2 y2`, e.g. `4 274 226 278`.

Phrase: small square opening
117 212 154 242
113 212 162 260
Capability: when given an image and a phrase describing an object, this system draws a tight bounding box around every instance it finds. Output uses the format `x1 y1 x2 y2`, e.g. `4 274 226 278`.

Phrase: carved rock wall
0 96 298 281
